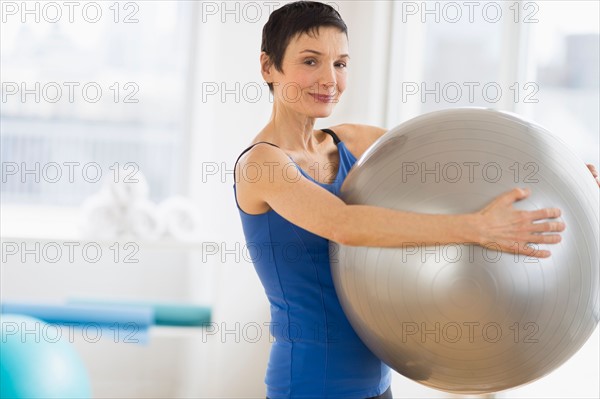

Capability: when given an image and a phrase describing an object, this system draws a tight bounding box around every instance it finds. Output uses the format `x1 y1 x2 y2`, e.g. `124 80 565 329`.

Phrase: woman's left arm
587 164 600 187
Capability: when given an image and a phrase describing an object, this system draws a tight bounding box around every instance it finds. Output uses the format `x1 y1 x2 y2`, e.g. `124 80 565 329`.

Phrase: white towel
79 192 127 239
127 199 165 240
158 196 202 241
104 168 149 207
80 170 203 242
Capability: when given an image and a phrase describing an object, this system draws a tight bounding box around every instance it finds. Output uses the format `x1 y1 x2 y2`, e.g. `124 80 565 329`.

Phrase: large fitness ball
0 314 92 399
330 108 599 394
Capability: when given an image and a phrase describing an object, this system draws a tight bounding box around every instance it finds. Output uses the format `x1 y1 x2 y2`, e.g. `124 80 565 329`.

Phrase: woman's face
265 27 349 118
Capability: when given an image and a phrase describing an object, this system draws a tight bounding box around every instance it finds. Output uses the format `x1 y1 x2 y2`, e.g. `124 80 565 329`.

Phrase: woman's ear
260 52 273 83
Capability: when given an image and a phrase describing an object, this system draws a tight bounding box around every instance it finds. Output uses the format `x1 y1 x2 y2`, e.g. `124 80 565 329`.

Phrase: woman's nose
318 65 336 92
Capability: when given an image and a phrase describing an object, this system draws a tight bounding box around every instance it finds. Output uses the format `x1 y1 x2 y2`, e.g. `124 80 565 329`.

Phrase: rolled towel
103 167 149 207
157 196 202 241
126 199 165 240
79 192 127 239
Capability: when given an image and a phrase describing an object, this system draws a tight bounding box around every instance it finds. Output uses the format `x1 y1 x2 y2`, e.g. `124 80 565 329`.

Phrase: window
420 2 504 113
521 0 599 166
385 0 598 168
385 0 511 126
1 1 194 206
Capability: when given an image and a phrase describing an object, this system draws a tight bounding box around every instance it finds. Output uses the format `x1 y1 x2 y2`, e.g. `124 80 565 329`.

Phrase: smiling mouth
310 93 336 103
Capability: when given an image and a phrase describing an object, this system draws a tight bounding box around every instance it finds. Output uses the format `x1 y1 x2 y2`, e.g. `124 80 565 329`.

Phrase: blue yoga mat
1 302 154 326
68 298 212 327
0 302 153 344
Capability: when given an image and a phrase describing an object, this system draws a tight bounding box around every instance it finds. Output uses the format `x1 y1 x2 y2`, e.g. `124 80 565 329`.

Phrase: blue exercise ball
1 314 92 399
330 108 599 394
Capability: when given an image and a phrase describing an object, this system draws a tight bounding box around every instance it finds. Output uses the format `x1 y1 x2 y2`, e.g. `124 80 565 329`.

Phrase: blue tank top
233 129 391 398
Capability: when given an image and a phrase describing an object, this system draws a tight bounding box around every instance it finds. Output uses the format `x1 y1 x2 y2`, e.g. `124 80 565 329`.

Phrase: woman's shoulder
327 123 387 159
236 127 283 161
235 139 287 171
234 139 292 215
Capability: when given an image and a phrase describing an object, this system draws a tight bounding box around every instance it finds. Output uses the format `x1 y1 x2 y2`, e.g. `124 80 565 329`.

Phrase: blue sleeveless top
233 129 391 398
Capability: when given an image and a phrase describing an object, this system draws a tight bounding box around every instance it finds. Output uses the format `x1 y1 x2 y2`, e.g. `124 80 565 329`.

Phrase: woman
233 2 600 398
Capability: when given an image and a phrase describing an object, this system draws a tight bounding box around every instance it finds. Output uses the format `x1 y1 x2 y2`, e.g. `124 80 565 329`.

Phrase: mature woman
233 2 600 398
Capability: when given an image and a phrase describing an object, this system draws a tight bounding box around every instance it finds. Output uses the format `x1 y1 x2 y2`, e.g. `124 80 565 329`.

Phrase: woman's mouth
310 93 336 103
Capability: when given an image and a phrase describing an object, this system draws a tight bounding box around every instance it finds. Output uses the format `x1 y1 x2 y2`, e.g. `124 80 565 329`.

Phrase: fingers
511 241 553 258
482 240 554 258
520 245 551 259
518 208 564 257
525 207 561 221
488 241 552 258
522 208 564 238
484 188 567 259
500 187 530 205
524 210 565 247
587 164 600 187
527 220 566 233
527 232 562 244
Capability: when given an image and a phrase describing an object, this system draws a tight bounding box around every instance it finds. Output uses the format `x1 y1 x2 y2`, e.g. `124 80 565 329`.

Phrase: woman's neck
263 105 319 151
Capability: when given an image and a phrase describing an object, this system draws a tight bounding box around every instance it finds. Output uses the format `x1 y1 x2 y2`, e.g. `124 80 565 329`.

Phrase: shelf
1 204 212 251
0 234 210 251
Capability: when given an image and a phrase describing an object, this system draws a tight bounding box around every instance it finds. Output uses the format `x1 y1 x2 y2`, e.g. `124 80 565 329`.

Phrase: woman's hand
474 187 565 258
587 164 600 187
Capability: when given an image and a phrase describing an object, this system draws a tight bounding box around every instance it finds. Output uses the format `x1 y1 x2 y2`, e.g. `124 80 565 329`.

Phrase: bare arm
336 204 477 246
235 143 564 258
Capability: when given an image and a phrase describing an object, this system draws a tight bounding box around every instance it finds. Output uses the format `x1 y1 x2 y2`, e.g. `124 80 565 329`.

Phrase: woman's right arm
235 145 565 258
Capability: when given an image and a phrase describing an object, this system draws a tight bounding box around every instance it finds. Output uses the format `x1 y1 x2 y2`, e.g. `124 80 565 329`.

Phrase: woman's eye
303 59 346 68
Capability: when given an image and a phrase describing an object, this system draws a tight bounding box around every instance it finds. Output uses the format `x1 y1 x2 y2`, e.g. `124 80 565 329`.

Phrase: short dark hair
261 1 348 92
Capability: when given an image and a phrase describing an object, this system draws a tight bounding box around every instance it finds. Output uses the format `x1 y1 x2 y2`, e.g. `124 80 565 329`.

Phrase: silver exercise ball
330 108 599 394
